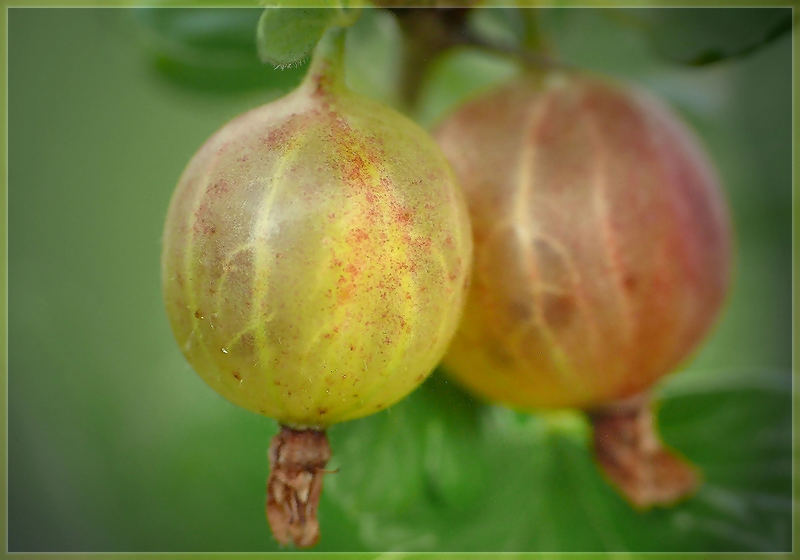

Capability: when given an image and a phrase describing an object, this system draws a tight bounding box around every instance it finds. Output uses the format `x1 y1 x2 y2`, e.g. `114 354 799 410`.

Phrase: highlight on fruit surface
436 71 731 508
161 29 471 547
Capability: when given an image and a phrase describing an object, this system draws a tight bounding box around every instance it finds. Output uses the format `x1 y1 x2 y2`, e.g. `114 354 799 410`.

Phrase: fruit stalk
588 393 698 508
303 26 346 93
266 426 332 547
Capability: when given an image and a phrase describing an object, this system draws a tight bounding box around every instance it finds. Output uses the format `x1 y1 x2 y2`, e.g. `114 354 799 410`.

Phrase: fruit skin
161 53 471 428
437 72 731 411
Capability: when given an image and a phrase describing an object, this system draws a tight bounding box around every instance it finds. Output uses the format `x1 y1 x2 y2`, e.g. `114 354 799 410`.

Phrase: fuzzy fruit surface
437 72 731 410
162 60 471 428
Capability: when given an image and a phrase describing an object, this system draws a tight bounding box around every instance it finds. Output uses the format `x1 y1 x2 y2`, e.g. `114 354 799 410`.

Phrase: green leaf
414 48 520 128
622 8 792 66
134 8 306 94
256 7 355 68
320 369 792 552
344 8 404 108
467 8 527 49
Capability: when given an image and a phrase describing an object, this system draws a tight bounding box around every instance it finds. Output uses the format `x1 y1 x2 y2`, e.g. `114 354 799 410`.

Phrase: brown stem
391 8 470 111
588 392 699 508
266 425 332 548
389 8 569 111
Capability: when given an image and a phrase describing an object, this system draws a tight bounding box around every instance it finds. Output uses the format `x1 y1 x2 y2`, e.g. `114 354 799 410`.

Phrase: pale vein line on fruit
339 147 429 419
512 92 575 385
212 241 257 320
514 228 602 403
250 120 312 419
585 100 636 376
378 130 446 400
326 145 422 420
220 310 275 357
299 274 359 420
295 196 371 417
300 130 419 420
287 136 380 420
528 230 604 365
184 142 231 386
487 223 546 398
374 182 432 415
353 198 416 414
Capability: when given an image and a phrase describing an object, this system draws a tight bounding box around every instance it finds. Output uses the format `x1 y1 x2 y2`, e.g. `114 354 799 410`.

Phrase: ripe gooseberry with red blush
436 71 731 508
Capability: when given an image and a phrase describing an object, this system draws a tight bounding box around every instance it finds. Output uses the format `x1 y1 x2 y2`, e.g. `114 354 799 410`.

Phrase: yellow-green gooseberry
436 71 731 508
161 30 471 547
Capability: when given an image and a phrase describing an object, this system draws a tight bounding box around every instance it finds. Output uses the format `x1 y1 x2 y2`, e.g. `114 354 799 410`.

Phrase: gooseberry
436 71 731 507
161 30 471 546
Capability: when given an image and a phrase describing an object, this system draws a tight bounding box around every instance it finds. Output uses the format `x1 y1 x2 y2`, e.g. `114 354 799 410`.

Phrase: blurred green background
8 7 792 553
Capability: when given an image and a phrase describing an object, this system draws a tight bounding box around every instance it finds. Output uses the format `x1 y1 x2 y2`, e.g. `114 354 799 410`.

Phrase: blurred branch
389 7 568 111
389 8 467 111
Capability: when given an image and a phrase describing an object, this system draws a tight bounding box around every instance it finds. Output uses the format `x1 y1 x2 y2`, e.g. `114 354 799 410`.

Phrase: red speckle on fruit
209 179 229 195
348 228 369 243
264 122 292 148
395 208 412 224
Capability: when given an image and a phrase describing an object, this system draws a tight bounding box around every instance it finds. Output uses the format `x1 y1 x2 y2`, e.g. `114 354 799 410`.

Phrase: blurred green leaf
326 374 483 518
134 7 306 94
323 370 792 552
257 7 357 68
414 47 520 128
467 8 550 57
468 8 526 49
344 8 404 108
620 8 792 66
